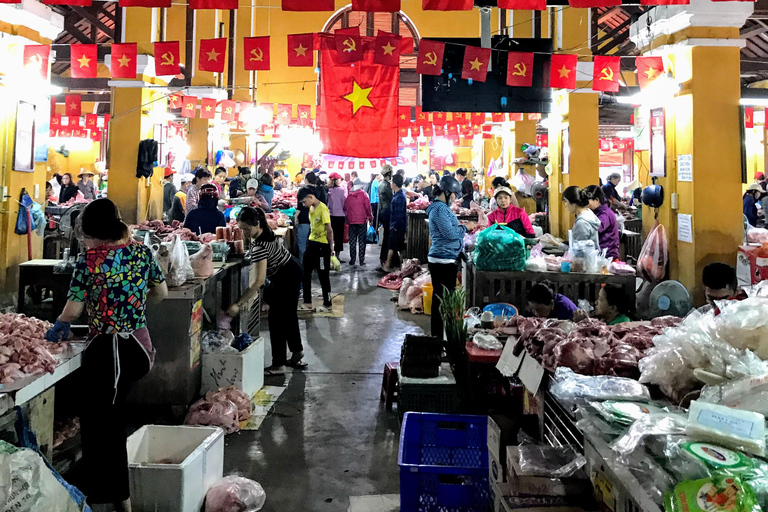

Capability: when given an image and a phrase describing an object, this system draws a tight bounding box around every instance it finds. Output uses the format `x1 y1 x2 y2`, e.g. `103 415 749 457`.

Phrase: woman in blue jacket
426 176 476 340
258 173 275 213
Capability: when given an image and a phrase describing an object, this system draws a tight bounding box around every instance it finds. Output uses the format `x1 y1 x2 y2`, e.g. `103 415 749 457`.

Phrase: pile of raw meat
271 189 297 209
184 386 253 434
407 197 430 211
0 313 67 384
378 259 423 291
53 417 80 448
130 219 179 236
506 315 681 378
58 192 89 207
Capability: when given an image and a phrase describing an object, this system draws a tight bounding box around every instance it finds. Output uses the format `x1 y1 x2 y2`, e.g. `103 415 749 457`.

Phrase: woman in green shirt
595 284 631 325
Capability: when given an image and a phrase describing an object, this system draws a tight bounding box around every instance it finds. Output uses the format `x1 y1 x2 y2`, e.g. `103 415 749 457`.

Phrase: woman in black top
58 172 79 204
227 207 306 375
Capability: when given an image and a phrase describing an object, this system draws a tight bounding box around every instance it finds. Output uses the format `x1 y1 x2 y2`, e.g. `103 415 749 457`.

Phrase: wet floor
224 249 430 511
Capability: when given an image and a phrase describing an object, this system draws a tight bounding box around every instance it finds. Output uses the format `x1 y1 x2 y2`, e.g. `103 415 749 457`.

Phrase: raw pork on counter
0 313 67 384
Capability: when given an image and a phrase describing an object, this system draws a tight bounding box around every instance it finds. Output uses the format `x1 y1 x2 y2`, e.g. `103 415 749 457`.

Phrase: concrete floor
224 249 430 511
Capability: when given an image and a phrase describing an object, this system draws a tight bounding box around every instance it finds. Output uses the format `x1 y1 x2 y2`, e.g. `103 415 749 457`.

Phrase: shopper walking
381 173 407 272
299 187 334 311
456 168 473 208
378 166 394 266
345 182 373 266
367 172 380 228
426 176 476 340
228 207 306 375
327 172 347 257
186 167 212 214
45 199 167 512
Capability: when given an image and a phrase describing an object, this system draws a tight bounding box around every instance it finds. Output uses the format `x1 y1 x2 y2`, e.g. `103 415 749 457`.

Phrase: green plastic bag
666 474 762 512
473 224 528 271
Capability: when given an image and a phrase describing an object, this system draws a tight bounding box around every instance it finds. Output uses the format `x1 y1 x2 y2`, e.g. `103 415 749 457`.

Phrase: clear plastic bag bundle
638 223 668 281
515 444 586 478
610 412 688 456
473 224 527 271
549 367 651 404
715 298 768 360
205 476 266 512
184 397 240 434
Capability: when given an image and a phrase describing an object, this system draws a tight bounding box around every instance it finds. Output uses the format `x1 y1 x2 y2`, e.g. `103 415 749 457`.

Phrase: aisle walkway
224 252 429 511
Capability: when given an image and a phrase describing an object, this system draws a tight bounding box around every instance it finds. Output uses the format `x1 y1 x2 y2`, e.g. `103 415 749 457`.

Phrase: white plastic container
127 425 224 512
201 336 264 397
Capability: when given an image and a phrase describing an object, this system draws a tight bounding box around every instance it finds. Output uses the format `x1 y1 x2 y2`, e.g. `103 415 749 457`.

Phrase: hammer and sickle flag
592 55 620 93
297 105 312 127
221 100 237 122
181 96 197 119
244 37 270 71
416 39 445 76
154 41 180 76
335 33 363 64
506 51 534 87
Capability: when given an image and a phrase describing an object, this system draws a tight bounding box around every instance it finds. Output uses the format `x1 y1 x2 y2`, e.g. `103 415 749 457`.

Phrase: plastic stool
380 361 399 411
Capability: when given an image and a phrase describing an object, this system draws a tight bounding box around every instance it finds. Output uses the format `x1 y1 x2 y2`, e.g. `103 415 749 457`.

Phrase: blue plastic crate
398 412 490 512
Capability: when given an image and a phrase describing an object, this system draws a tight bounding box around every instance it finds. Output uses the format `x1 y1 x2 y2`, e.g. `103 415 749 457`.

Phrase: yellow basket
422 282 433 316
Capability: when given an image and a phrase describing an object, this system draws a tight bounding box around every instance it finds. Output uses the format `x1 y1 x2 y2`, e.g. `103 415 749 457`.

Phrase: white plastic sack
398 278 415 310
473 332 503 350
205 476 266 512
167 234 193 286
0 441 82 512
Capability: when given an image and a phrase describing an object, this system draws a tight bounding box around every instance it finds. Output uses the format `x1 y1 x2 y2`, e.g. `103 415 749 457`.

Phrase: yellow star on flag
206 48 221 62
558 65 571 78
343 81 373 115
205 105 212 112
469 58 483 71
69 103 77 110
77 54 91 68
382 42 396 56
644 67 657 80
294 44 307 57
117 54 131 68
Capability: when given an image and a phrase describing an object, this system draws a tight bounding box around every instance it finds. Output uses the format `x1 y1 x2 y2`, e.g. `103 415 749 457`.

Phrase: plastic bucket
422 283 433 316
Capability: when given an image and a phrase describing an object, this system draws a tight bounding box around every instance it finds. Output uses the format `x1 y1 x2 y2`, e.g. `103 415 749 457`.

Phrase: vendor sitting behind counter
486 186 535 238
184 184 226 235
526 283 577 320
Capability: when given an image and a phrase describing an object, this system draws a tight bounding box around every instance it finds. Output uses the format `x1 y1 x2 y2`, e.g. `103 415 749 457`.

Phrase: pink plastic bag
190 243 214 278
184 398 240 434
205 476 266 512
638 224 668 282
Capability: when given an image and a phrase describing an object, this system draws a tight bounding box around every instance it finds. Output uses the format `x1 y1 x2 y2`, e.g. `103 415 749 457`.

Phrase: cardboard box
498 495 589 512
201 336 264 397
737 245 768 286
506 447 591 497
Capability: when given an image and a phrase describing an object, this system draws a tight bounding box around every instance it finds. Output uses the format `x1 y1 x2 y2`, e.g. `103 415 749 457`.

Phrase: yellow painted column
192 10 218 87
188 118 210 167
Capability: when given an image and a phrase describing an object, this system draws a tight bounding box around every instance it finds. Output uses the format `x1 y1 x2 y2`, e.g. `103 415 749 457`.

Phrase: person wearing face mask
45 199 167 512
227 207 306 375
486 186 535 238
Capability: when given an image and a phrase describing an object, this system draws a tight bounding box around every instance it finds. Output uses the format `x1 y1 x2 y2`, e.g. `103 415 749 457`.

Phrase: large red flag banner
316 34 399 158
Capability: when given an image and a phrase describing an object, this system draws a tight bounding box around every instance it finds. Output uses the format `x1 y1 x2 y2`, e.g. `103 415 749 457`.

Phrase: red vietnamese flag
244 37 270 71
90 129 101 142
415 107 428 126
417 40 444 76
200 98 217 119
287 34 315 67
44 0 91 5
259 103 274 123
65 95 81 116
359 161 365 170
297 105 312 126
69 116 80 127
120 0 171 6
499 0 545 8
51 114 61 129
316 33 399 157
398 106 410 127
374 32 401 67
492 113 504 122
462 46 490 82
50 127 58 137
593 56 620 92
335 33 363 64
423 0 472 10
276 104 293 125
190 0 237 8
509 113 523 121
181 96 197 118
507 52 534 87
282 0 333 9
104 114 110 125
636 56 664 89
550 54 577 89
569 0 620 6
0 0 20 3
399 126 410 138
471 112 486 126
352 0 400 10
111 43 137 79
169 94 183 110
528 113 542 120
199 38 227 73
71 44 97 78
221 100 237 121
23 45 50 80
85 114 98 129
155 42 181 76
433 112 446 125
746 107 755 129
642 0 688 5
423 125 433 137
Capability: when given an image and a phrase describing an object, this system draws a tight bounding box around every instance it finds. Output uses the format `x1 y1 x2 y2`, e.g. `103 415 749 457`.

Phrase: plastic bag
611 412 688 456
205 476 266 512
206 387 253 422
686 400 766 457
184 397 240 434
700 373 768 415
14 192 35 235
515 444 586 478
330 255 341 272
202 330 237 354
366 225 378 244
667 475 761 512
167 235 193 287
529 243 543 259
525 257 547 272
473 224 527 271
473 332 503 350
549 368 651 404
714 298 768 360
190 243 215 278
638 223 668 281
0 440 85 512
398 278 415 309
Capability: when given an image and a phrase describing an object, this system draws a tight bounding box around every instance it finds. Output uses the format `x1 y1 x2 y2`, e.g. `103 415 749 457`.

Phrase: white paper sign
678 154 693 182
519 353 546 395
678 214 693 243
496 336 524 377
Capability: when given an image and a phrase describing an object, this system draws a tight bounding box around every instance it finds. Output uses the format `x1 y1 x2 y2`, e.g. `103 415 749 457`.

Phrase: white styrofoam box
127 425 225 512
488 416 501 460
201 336 264 397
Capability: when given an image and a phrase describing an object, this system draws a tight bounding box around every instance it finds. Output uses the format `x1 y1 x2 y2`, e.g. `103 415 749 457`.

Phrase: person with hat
744 183 763 227
162 167 177 218
427 175 476 340
378 165 394 266
344 181 373 266
169 174 192 223
327 172 347 258
184 184 227 235
77 169 96 200
486 186 535 237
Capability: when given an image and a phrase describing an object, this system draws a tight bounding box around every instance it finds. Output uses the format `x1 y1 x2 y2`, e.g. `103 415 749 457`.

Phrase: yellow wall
47 144 101 178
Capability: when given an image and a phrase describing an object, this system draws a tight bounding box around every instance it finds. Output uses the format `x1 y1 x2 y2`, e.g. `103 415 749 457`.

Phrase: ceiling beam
741 60 768 72
70 5 114 40
53 93 111 103
598 7 624 24
51 77 111 91
62 18 95 44
96 3 116 23
741 20 768 39
53 45 111 61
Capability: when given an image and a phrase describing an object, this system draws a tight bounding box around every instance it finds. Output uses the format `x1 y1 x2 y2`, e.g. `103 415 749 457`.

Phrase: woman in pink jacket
486 187 535 238
344 182 374 266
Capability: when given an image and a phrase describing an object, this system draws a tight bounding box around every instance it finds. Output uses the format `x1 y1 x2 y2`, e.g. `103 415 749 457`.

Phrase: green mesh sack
473 224 527 271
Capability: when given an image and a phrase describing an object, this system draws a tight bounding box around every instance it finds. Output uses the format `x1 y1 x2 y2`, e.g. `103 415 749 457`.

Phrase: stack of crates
398 412 490 512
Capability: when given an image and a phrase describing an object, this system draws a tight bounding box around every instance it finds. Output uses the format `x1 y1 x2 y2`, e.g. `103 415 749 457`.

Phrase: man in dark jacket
163 167 176 218
456 168 473 208
381 173 407 272
228 167 251 198
183 184 226 235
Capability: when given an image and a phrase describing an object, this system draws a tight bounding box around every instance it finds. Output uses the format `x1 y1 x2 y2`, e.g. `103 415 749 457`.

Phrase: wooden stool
380 362 399 411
